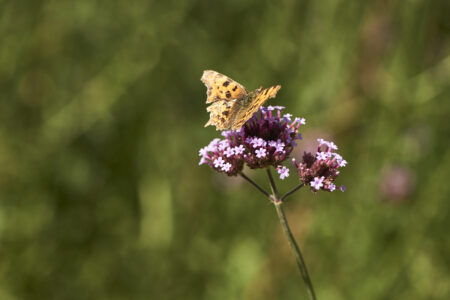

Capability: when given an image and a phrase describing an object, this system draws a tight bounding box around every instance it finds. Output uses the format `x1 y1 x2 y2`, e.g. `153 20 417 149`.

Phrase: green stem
274 202 316 300
240 167 314 299
266 168 279 199
265 168 316 300
239 172 271 199
281 183 305 202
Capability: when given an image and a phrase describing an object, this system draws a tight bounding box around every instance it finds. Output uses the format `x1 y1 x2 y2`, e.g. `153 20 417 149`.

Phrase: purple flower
311 176 324 190
255 148 267 158
316 152 330 161
221 162 232 172
317 138 337 150
237 106 304 169
224 147 234 157
214 157 225 168
293 117 306 125
218 140 229 151
199 157 207 166
338 159 347 167
251 138 267 148
328 183 336 192
328 142 338 150
199 106 305 175
277 165 290 180
293 138 346 193
198 137 244 176
233 145 245 155
283 113 292 122
274 140 285 153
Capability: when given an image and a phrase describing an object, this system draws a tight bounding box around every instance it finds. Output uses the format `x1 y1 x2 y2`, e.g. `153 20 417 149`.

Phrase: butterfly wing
201 70 281 131
231 85 281 130
201 70 248 103
204 99 239 130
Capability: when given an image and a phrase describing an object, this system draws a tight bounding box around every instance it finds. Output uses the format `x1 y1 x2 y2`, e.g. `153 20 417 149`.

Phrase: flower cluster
199 106 305 178
293 139 347 192
198 137 245 176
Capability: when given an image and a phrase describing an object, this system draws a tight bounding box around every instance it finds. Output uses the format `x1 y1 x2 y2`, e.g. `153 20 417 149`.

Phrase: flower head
234 106 304 169
199 106 305 175
293 139 346 193
198 137 245 176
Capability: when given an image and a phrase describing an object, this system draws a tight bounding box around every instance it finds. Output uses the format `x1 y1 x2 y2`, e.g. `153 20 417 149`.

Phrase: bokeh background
1 0 449 299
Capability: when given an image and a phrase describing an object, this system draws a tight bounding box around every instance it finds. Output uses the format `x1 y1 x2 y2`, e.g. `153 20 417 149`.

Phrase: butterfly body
201 70 281 131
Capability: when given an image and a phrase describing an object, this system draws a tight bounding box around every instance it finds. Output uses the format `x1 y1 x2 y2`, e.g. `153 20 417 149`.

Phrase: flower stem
239 172 271 199
241 168 315 298
265 168 316 300
281 183 305 202
274 202 316 300
266 168 279 199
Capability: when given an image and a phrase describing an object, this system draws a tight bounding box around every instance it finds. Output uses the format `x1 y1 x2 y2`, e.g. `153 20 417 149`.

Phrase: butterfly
201 70 281 131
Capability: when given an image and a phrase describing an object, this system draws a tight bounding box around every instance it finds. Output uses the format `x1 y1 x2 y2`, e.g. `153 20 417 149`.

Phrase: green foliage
0 0 449 299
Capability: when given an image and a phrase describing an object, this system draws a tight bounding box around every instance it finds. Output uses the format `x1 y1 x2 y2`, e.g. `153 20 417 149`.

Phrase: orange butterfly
201 70 281 130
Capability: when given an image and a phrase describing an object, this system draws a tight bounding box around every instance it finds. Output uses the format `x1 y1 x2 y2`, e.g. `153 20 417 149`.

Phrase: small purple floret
224 147 234 157
311 176 324 190
327 183 336 192
214 157 225 168
255 148 267 158
221 162 232 172
233 145 245 155
277 165 290 180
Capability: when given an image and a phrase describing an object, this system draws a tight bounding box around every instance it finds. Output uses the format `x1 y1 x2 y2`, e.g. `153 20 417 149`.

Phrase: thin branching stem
239 172 271 199
281 183 305 202
274 202 316 300
265 168 279 200
241 167 314 299
264 168 316 300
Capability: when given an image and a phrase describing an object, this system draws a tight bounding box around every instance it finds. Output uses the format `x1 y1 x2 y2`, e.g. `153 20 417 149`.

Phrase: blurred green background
1 0 449 299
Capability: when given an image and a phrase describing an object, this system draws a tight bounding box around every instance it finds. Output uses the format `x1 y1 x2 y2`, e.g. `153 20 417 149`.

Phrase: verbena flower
293 138 347 193
277 165 290 180
199 106 304 177
198 138 245 176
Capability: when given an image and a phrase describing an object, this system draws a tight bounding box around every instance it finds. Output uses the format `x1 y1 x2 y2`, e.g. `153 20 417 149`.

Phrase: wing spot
223 81 230 87
232 86 237 91
222 111 229 116
226 91 231 98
